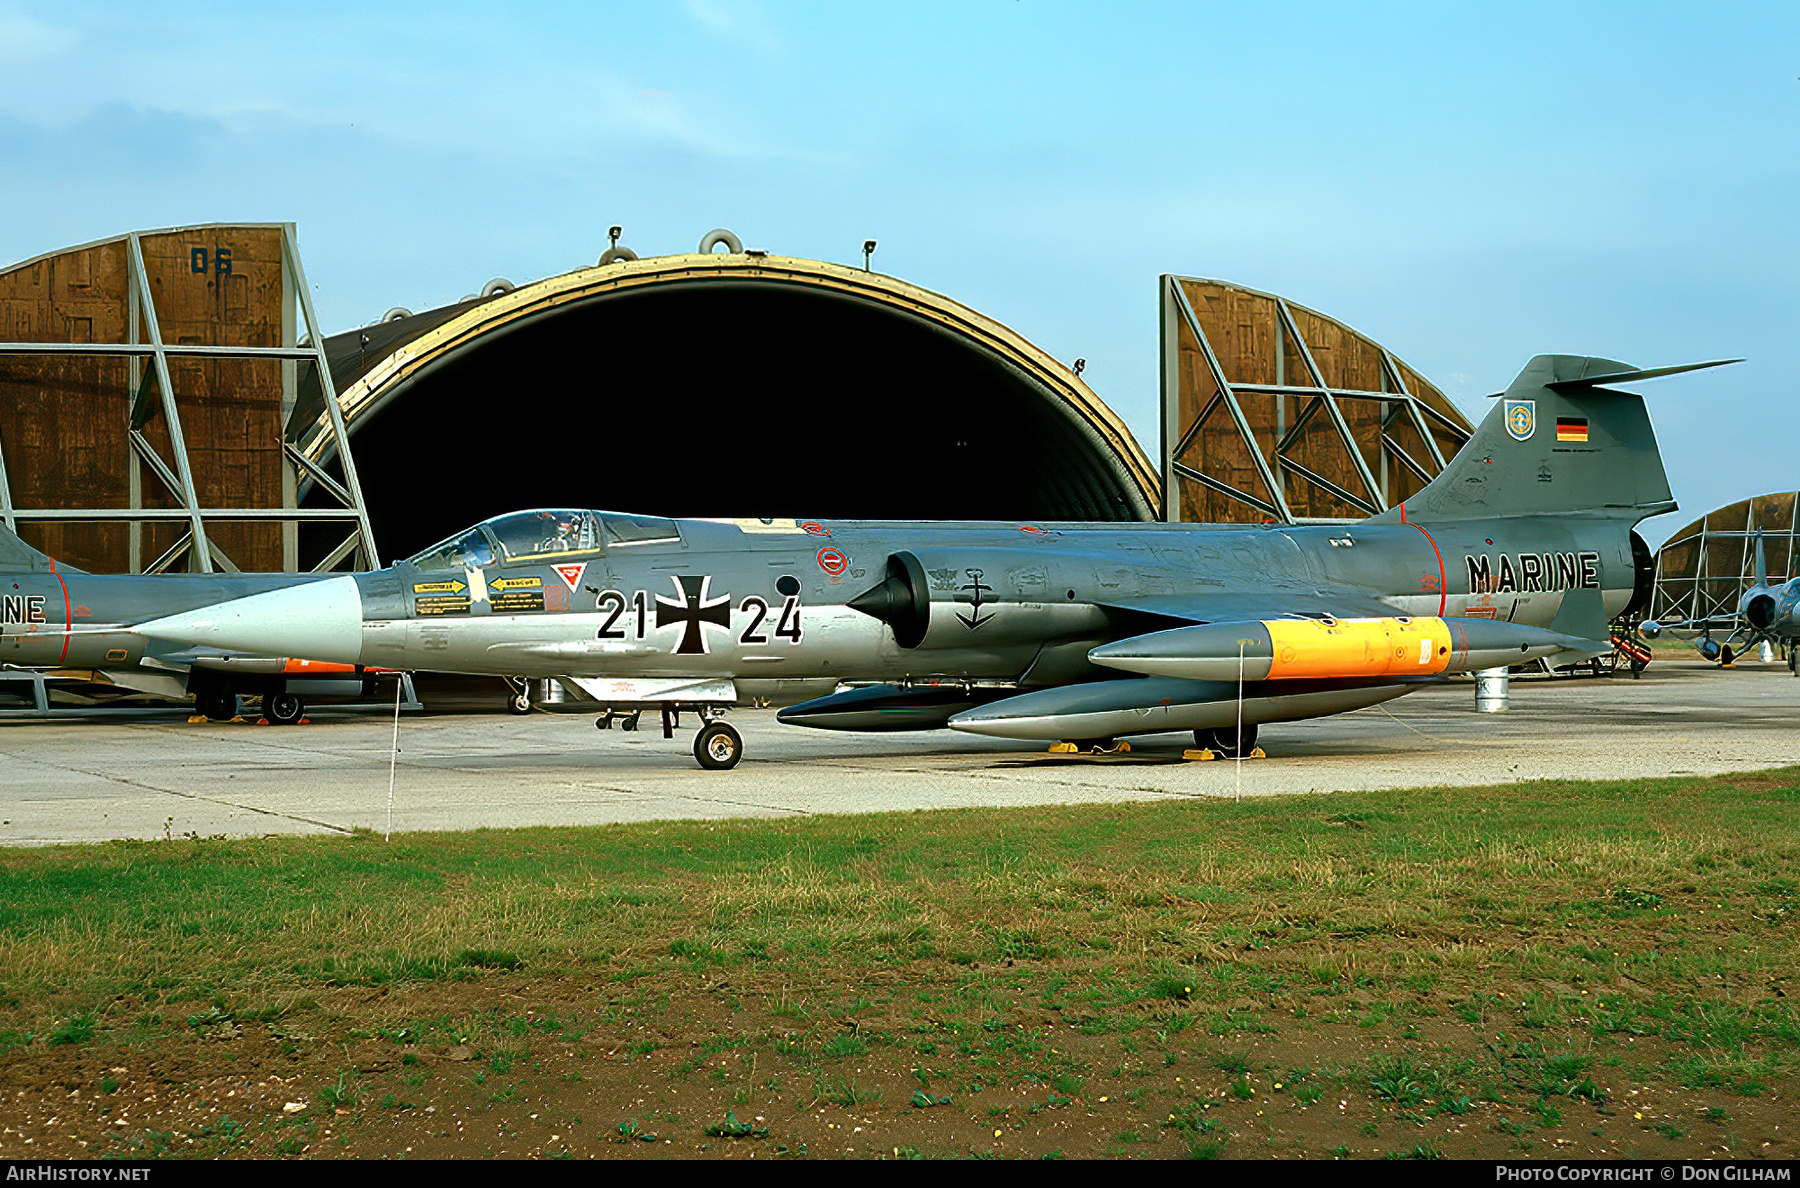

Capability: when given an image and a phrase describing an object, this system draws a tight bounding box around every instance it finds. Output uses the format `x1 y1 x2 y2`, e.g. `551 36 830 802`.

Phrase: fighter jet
0 532 372 721
1641 529 1800 673
126 354 1729 768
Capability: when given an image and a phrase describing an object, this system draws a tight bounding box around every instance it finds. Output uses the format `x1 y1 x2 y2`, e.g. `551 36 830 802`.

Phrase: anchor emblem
955 569 994 630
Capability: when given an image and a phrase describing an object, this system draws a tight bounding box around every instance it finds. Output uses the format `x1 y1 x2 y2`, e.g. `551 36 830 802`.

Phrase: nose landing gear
694 720 744 770
591 701 743 769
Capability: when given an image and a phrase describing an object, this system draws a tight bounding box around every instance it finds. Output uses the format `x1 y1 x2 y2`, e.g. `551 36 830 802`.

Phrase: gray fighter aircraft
0 532 369 721
120 354 1727 768
1642 529 1800 673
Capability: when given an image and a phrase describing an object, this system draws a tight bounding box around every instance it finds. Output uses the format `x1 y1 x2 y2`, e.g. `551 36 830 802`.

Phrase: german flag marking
1556 417 1589 442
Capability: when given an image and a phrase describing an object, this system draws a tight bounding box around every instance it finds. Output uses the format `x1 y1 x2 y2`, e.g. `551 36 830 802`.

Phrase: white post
1235 641 1245 803
386 675 403 841
1475 667 1509 713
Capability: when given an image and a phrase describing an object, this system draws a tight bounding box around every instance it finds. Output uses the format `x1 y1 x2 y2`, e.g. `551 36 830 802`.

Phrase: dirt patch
1 966 1790 1161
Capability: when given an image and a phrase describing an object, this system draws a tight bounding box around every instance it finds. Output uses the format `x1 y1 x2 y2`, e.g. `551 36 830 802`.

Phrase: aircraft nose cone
134 575 365 665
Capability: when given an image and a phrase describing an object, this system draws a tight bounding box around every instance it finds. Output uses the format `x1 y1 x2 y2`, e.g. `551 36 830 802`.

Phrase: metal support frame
1165 276 1292 523
0 424 13 532
0 668 51 712
1159 274 1473 524
0 223 380 574
126 232 212 572
280 224 380 569
1275 298 1384 513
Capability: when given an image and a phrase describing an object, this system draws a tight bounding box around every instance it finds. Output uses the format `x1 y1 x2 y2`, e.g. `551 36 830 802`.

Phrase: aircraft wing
1640 614 1742 637
1092 587 1403 625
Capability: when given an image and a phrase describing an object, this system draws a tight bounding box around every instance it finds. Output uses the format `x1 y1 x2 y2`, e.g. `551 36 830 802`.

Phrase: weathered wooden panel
0 240 133 570
1173 313 1277 522
1289 306 1386 393
1166 276 1474 524
140 228 287 571
1181 279 1277 387
1280 396 1363 519
0 227 290 572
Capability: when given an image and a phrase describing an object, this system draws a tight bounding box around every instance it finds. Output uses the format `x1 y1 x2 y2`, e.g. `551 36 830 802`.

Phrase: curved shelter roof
1651 492 1799 625
295 251 1159 560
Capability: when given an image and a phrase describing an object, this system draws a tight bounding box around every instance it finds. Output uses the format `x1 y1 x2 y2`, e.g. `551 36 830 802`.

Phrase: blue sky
3 1 1794 544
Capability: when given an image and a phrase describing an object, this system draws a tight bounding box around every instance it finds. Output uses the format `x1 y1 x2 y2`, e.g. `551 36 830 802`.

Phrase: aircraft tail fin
1372 355 1737 525
0 524 70 574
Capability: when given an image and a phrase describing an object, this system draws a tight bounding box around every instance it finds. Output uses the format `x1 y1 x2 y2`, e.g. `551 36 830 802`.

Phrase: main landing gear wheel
264 693 304 726
694 721 743 770
504 677 531 714
1199 724 1258 758
199 691 238 722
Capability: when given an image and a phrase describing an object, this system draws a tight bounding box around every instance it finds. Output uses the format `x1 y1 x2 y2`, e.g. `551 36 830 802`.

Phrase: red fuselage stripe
52 562 72 664
1409 521 1448 617
1396 504 1448 616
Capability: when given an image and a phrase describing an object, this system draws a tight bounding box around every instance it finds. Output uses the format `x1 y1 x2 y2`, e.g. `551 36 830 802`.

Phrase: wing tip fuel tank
1089 616 1599 683
1090 617 1453 682
132 575 367 667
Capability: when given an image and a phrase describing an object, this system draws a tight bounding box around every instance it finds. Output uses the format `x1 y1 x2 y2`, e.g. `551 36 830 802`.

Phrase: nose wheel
694 721 743 770
592 702 742 769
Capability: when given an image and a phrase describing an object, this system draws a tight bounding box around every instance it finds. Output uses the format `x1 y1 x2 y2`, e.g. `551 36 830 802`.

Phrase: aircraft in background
1642 529 1800 673
0 530 378 721
123 354 1730 768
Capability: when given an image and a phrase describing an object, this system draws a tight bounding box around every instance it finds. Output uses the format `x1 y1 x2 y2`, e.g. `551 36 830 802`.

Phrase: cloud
0 10 75 65
681 0 781 52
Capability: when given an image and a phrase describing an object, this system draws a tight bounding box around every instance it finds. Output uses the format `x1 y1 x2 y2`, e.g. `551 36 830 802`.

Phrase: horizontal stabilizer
1545 358 1741 392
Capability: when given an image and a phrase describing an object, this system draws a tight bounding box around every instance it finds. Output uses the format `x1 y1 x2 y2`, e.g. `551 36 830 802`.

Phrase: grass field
1 767 1797 1159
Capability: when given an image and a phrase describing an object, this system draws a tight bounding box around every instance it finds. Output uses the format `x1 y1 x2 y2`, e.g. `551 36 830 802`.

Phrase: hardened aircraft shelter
1 225 1475 579
1650 492 1800 627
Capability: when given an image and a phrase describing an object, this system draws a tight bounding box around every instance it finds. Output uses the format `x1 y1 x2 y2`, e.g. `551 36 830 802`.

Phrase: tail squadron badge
1504 399 1536 441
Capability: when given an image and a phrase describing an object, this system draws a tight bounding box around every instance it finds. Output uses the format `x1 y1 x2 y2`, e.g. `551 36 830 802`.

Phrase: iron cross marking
955 569 994 630
655 575 732 654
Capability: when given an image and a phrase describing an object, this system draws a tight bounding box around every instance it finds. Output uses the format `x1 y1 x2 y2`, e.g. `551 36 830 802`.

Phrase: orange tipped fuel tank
1089 615 1599 682
1088 616 1452 682
1264 617 1450 679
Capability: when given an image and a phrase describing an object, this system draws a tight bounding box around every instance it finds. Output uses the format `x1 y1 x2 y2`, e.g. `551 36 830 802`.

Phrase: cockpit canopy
404 509 680 570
